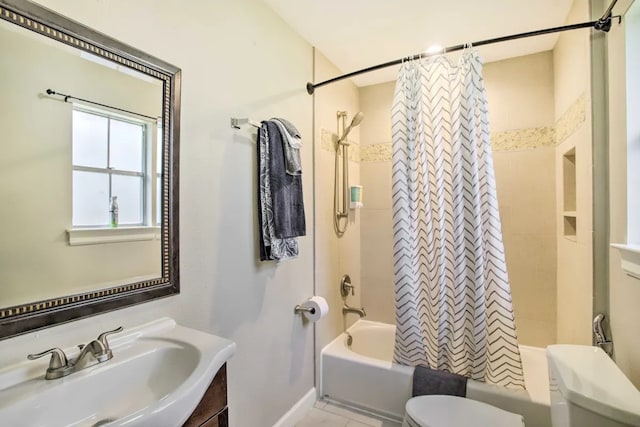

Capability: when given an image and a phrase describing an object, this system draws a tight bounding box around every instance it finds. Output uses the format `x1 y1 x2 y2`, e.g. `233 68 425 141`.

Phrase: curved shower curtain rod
306 0 620 95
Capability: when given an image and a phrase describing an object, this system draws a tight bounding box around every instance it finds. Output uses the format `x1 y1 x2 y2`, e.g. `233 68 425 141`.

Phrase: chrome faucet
343 303 366 318
27 326 123 380
593 313 613 357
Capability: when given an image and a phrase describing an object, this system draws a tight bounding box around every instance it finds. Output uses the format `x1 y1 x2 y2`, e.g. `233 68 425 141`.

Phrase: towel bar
230 117 261 129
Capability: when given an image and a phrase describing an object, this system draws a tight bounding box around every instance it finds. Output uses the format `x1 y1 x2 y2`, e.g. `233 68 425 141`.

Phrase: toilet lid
406 395 524 427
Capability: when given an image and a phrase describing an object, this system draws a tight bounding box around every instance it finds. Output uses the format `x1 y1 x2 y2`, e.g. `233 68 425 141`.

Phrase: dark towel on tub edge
412 365 467 397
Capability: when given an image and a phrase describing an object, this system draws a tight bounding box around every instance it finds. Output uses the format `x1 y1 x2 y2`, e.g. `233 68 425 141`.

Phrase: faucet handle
96 326 123 350
340 274 355 297
27 347 68 369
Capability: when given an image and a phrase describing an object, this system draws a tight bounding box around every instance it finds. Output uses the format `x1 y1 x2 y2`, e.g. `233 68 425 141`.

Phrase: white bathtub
321 320 551 427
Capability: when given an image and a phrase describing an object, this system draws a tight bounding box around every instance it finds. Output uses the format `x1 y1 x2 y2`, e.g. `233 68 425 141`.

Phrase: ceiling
262 0 575 87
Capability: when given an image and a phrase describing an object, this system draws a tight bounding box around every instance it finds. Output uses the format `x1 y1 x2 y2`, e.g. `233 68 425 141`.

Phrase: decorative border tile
354 124 560 159
361 142 393 162
320 129 335 152
349 145 361 163
353 128 558 160
492 93 585 151
319 93 586 161
320 129 360 162
491 127 556 152
556 93 586 144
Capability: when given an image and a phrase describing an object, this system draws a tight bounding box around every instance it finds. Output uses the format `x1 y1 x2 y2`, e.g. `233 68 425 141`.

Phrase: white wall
607 0 640 387
1 1 315 426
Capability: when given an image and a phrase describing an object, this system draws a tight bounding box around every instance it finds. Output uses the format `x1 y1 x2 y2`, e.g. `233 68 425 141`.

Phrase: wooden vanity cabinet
183 364 228 427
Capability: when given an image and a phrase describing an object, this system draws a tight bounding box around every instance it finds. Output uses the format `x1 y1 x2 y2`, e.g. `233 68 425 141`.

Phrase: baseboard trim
272 388 316 427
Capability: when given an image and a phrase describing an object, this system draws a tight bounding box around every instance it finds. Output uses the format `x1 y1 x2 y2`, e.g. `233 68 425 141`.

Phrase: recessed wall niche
562 147 577 240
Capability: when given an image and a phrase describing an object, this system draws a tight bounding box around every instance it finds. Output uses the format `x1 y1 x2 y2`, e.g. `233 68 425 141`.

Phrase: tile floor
296 400 403 427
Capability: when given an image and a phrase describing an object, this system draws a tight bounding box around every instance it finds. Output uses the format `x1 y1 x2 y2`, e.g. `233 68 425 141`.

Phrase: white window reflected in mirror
72 107 160 228
156 122 163 226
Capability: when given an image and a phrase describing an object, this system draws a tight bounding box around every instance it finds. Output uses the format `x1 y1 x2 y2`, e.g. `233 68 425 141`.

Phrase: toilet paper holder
294 304 316 315
294 296 328 321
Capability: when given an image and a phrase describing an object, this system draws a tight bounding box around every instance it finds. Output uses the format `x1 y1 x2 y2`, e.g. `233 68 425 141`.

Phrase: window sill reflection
67 226 161 246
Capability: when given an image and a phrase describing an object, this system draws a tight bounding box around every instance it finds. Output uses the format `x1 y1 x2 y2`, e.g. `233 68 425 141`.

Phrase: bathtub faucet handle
340 274 355 297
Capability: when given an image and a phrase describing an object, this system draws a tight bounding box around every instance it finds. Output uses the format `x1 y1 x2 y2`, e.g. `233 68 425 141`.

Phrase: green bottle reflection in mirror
110 196 119 228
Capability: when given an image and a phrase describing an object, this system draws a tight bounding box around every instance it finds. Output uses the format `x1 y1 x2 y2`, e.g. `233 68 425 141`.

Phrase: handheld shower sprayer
337 111 364 145
334 111 364 236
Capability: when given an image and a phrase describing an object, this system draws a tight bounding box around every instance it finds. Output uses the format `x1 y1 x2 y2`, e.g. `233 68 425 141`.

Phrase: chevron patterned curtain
390 50 525 389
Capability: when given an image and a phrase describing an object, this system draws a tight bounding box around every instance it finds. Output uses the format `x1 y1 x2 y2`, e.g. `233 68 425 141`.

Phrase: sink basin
0 318 236 427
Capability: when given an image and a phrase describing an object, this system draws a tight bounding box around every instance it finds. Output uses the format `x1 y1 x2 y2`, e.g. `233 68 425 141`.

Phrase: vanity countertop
0 318 236 427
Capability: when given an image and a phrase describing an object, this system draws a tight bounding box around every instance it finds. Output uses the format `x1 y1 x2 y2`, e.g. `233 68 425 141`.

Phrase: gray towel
412 366 467 397
258 123 299 261
272 118 302 176
265 120 306 239
272 117 300 138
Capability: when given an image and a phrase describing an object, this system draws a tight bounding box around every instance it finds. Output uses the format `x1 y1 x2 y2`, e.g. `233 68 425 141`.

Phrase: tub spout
343 304 366 318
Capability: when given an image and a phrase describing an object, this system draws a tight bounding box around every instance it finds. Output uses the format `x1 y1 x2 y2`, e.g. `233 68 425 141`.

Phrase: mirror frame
0 0 180 339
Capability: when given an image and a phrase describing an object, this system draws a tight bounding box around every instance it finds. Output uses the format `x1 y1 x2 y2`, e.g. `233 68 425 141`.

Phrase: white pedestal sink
0 318 236 427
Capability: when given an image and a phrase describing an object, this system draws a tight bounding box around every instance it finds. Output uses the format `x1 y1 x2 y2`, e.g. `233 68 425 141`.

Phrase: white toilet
403 394 524 427
403 345 640 427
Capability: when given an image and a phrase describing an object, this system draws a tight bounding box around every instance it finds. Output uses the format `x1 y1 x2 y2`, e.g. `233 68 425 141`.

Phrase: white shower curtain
391 50 525 389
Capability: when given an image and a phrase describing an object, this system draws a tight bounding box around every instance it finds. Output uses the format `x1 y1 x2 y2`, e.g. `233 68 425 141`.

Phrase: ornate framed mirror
0 0 180 339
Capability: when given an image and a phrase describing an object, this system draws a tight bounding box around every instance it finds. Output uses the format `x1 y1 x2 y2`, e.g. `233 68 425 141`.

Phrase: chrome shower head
350 111 364 128
339 111 364 143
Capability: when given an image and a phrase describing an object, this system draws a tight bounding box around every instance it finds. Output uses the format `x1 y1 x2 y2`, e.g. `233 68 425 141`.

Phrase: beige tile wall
484 52 556 131
359 82 396 324
477 52 559 347
360 166 395 324
493 148 557 346
358 52 560 347
313 50 362 385
334 3 596 350
485 52 558 346
553 0 594 345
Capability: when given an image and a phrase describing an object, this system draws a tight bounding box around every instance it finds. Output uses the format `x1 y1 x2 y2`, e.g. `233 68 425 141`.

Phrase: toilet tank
546 345 640 427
